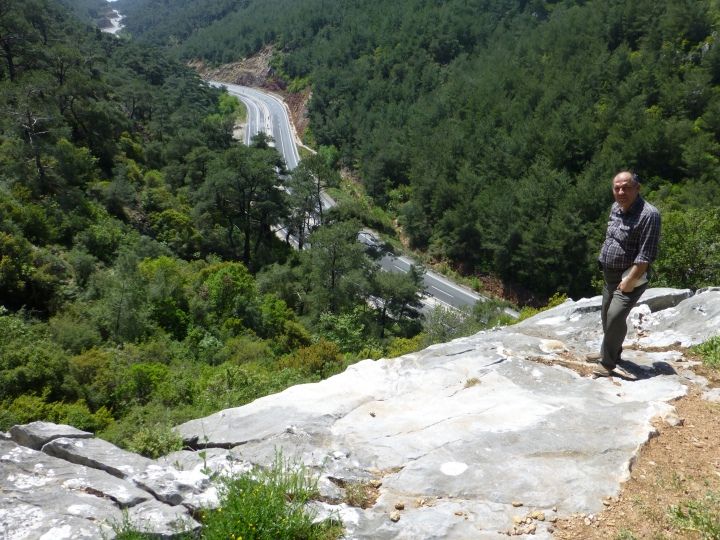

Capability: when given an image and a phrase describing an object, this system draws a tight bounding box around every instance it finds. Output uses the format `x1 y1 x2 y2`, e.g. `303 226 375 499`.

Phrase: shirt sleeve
633 211 661 265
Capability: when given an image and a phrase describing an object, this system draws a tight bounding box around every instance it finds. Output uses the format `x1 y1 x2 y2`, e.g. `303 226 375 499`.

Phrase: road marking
427 271 480 300
429 285 454 299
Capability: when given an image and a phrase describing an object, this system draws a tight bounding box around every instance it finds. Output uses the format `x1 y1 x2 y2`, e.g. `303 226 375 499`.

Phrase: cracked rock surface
175 288 719 539
0 424 207 539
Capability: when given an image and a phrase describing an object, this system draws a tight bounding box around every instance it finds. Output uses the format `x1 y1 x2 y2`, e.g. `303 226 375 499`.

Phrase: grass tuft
668 491 720 539
201 452 341 540
690 336 720 369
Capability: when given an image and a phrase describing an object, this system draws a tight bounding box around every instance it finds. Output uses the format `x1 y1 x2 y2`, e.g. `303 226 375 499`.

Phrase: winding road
211 81 506 315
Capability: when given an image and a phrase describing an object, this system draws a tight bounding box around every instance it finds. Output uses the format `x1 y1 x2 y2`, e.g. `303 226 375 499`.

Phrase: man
593 171 661 378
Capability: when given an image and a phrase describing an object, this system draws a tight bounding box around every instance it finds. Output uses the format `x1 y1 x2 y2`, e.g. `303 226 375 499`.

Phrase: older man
594 171 661 378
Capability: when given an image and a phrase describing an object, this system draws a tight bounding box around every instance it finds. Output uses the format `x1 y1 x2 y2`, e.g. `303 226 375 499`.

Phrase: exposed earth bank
189 47 311 141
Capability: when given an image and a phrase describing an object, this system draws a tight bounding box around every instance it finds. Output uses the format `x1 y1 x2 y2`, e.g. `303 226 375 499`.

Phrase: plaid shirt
599 196 661 270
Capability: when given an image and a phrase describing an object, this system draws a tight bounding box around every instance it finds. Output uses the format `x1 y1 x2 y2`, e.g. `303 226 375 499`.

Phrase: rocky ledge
2 287 719 539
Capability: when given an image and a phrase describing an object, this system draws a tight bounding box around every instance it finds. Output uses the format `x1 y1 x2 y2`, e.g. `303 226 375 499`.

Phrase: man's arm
618 262 648 292
619 208 661 292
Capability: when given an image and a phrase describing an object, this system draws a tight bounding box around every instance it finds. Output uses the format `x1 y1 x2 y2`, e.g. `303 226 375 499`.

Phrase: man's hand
617 262 649 293
618 277 635 293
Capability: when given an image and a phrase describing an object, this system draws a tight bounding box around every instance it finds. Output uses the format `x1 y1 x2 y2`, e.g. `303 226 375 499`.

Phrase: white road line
427 271 480 300
429 285 454 299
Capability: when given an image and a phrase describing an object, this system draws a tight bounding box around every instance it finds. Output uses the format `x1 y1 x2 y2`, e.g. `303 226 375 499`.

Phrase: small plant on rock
691 336 720 369
201 452 342 539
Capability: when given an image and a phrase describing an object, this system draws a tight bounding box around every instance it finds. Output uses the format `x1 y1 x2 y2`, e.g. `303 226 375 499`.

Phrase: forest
0 0 510 455
116 0 720 298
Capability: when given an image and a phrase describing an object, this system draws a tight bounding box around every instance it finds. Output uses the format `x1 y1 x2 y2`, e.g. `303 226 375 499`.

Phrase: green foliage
49 310 103 354
0 393 113 432
517 293 569 322
690 336 720 369
302 220 371 315
200 453 340 540
123 0 720 297
279 340 344 378
669 491 720 539
125 423 183 459
385 334 426 358
653 208 720 289
0 312 70 404
317 309 369 354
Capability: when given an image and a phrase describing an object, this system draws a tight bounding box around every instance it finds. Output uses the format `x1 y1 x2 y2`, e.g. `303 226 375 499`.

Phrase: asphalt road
211 82 299 170
211 81 496 314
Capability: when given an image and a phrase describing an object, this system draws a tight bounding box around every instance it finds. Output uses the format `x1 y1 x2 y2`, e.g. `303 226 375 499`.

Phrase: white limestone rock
174 287 710 538
0 440 200 539
9 421 93 450
2 287 717 539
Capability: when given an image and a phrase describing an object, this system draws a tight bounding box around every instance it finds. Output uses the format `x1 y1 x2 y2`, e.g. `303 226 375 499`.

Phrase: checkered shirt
598 196 661 270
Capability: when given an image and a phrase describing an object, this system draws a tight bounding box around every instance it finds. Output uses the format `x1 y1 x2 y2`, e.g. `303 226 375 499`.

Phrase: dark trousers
600 269 647 370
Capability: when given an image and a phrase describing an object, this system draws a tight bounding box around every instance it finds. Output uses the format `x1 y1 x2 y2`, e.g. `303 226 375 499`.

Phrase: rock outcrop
2 288 719 539
1 422 210 539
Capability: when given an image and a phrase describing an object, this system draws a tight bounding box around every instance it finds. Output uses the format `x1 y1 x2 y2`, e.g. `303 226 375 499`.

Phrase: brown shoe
585 352 602 363
612 365 637 380
592 365 637 380
592 366 613 378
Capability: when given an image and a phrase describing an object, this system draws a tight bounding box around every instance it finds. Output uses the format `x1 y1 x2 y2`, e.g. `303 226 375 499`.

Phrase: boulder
9 421 93 450
0 440 200 539
42 436 218 508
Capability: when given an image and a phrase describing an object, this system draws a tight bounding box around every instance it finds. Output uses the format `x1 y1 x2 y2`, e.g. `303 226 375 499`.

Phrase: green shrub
48 401 114 433
516 292 568 322
691 336 720 369
385 334 426 358
125 423 183 459
279 340 344 378
0 394 49 430
49 311 102 354
201 454 341 540
0 395 113 432
669 491 720 539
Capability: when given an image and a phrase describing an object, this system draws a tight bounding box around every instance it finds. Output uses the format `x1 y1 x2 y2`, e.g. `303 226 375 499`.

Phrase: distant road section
210 82 300 170
210 81 512 316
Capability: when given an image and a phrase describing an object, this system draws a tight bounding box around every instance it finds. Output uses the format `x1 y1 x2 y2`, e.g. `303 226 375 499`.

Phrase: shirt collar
613 195 644 216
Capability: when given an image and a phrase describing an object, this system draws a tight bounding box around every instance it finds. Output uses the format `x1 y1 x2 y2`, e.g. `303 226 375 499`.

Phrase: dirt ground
553 361 720 540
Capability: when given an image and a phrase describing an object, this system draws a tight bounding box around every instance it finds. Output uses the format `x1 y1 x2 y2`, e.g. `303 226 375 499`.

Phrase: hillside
2 0 513 461
2 287 720 538
117 0 720 299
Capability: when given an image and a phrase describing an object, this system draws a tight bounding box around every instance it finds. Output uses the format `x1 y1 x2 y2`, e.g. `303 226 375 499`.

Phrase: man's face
612 174 639 211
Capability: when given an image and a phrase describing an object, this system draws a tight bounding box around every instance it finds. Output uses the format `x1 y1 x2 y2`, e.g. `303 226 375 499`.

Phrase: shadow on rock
618 359 677 380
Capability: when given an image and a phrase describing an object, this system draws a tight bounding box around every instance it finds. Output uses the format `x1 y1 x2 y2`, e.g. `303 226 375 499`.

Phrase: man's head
612 171 640 211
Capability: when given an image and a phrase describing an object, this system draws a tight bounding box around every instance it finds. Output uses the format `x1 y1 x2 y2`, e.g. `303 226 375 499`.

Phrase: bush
279 340 344 378
48 401 114 433
690 336 720 369
0 395 113 432
201 453 341 540
125 423 183 458
385 334 426 358
516 292 568 322
0 394 49 430
49 310 102 354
